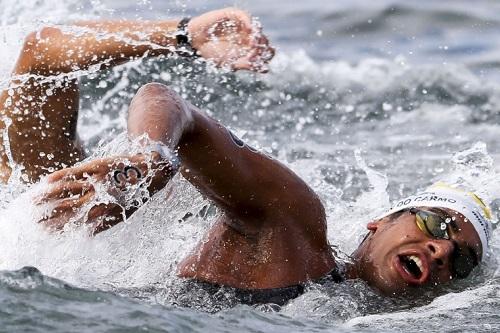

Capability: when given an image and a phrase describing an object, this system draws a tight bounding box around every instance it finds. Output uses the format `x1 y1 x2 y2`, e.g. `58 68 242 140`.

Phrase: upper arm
0 29 84 182
178 108 327 237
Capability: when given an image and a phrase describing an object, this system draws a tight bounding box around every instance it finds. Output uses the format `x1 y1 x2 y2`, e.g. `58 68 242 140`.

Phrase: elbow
23 27 63 50
18 27 63 75
128 83 194 144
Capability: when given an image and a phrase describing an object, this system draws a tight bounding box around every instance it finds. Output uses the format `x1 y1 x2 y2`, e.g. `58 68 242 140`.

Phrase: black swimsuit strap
232 284 305 306
328 266 345 283
184 263 346 307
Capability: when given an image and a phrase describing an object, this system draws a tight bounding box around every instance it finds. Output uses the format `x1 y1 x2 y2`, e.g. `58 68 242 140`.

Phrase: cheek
361 233 394 265
373 225 405 247
384 219 423 243
370 224 420 259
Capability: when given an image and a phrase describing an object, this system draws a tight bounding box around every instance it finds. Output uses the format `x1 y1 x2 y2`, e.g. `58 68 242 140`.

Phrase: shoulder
235 182 330 254
267 174 328 241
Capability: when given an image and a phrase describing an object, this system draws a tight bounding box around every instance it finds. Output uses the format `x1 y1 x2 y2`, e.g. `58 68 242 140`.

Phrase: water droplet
382 103 393 111
261 99 271 108
4 97 12 107
160 72 171 81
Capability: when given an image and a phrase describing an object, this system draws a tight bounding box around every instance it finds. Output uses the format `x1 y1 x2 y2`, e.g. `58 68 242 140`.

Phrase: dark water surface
1 0 500 332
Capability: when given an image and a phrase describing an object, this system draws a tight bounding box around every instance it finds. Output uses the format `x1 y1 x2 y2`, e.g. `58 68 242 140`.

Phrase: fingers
250 28 275 67
47 155 148 183
39 213 72 231
231 17 275 72
47 158 113 183
225 12 275 65
231 56 254 71
41 152 167 204
38 191 95 229
37 151 174 233
231 44 273 73
222 31 274 72
87 203 125 234
87 203 124 223
254 34 275 62
191 7 275 73
53 191 95 211
36 180 94 203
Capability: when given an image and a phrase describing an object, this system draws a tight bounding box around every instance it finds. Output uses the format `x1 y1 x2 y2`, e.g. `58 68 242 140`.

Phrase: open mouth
401 255 423 279
394 253 429 285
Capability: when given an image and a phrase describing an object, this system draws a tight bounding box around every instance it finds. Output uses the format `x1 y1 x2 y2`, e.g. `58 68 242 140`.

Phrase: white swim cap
382 182 493 259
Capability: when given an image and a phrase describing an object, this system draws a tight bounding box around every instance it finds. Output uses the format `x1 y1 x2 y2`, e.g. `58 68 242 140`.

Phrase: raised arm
16 7 273 76
0 7 273 182
39 82 326 242
128 84 327 237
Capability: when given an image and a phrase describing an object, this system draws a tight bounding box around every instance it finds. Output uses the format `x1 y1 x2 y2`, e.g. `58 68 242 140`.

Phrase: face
350 207 482 295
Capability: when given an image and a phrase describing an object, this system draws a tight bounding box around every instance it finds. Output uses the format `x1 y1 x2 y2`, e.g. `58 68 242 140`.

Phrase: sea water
1 0 500 332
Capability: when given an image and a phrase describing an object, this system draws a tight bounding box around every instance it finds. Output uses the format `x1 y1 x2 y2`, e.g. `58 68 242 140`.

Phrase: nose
426 239 454 267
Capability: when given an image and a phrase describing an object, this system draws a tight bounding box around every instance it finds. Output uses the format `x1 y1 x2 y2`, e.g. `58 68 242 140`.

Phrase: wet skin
350 207 482 295
0 7 483 296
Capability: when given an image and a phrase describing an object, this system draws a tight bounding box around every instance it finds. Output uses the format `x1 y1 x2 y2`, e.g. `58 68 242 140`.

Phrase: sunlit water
1 0 500 332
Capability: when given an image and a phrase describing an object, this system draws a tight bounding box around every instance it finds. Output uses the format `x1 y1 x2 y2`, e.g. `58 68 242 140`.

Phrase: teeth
409 255 423 273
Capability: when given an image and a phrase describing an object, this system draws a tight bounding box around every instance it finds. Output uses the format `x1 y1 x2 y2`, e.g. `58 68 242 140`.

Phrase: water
1 0 500 331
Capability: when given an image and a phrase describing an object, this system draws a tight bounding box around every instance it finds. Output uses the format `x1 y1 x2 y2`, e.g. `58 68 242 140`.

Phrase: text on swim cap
394 195 457 208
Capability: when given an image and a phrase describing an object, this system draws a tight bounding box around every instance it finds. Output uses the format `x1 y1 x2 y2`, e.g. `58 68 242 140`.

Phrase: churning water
1 0 500 332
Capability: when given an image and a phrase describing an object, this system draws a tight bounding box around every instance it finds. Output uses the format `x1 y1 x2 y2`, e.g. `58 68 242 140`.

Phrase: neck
343 249 363 280
344 261 360 279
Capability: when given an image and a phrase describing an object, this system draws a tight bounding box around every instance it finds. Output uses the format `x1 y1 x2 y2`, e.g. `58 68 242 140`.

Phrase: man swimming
0 7 493 305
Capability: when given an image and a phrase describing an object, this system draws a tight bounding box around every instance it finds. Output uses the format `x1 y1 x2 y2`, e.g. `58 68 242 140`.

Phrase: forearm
16 19 181 76
14 7 276 77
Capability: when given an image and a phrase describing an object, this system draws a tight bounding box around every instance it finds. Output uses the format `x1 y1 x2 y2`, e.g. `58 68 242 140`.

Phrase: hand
188 8 275 72
36 153 176 233
35 155 145 232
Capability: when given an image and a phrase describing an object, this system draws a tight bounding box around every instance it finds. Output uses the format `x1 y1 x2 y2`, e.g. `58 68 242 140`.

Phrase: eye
421 213 450 239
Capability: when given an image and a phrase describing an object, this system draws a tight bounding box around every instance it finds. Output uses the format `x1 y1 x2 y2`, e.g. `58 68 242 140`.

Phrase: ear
367 219 383 232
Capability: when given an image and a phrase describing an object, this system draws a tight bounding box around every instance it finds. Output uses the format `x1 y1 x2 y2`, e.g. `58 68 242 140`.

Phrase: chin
356 256 415 296
364 266 434 296
367 275 407 296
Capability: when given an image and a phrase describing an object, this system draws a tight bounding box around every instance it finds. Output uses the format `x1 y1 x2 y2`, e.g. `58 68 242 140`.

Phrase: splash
1 0 500 331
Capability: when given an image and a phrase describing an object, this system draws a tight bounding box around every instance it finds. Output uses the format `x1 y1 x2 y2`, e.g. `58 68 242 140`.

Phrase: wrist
175 17 198 57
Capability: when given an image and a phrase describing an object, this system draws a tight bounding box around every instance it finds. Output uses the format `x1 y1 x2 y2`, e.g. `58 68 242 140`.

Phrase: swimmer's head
350 183 493 295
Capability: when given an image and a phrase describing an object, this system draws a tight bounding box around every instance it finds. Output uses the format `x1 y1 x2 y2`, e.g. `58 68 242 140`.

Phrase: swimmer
0 7 493 304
